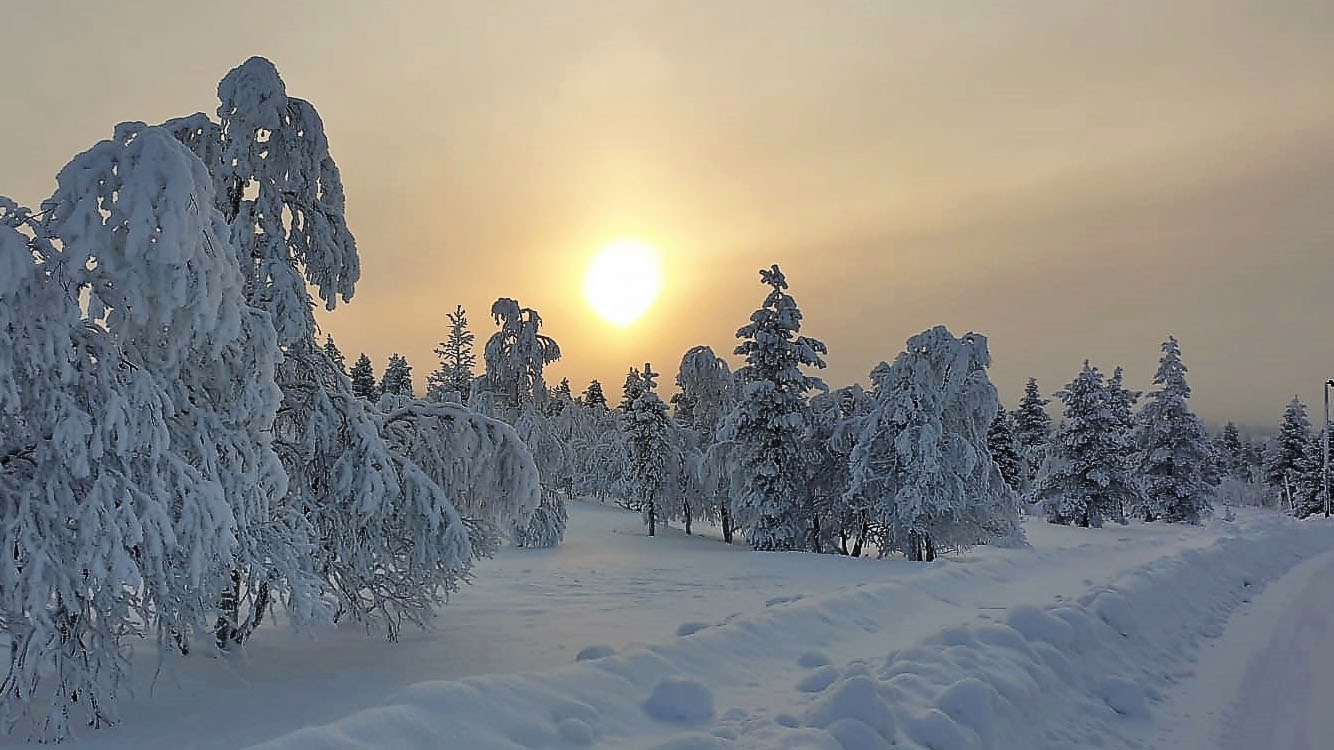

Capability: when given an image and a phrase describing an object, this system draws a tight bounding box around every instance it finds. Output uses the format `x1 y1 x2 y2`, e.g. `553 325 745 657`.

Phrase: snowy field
11 500 1332 750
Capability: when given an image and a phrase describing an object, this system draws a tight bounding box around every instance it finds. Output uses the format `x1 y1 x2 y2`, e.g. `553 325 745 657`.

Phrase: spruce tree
1293 428 1330 518
1265 397 1312 510
722 264 828 551
582 379 608 410
350 353 378 401
1134 337 1214 523
620 366 644 411
987 407 1023 491
627 364 671 536
1038 362 1138 527
380 353 414 398
324 334 347 375
427 305 475 402
1218 422 1247 481
1013 377 1052 491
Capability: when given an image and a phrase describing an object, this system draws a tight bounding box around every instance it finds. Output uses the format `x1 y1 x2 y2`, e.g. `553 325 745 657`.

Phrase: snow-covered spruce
349 353 379 401
627 364 672 535
380 353 415 398
722 264 829 551
1013 377 1052 493
1038 362 1142 527
1133 337 1215 523
847 326 1022 560
1263 396 1312 512
427 304 476 402
987 406 1023 492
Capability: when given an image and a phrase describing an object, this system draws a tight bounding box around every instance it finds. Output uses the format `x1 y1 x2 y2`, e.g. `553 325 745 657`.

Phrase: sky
3 1 1333 427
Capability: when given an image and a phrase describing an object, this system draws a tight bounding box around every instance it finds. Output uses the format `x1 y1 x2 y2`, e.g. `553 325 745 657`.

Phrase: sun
583 239 664 327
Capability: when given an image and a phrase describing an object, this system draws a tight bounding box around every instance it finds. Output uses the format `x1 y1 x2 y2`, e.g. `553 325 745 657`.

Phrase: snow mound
574 644 615 661
677 622 711 637
1100 676 1148 718
805 675 896 741
798 650 833 668
645 678 716 724
797 665 841 693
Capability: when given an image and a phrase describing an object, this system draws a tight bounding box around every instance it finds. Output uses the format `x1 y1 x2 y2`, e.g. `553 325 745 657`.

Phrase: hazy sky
4 1 1333 426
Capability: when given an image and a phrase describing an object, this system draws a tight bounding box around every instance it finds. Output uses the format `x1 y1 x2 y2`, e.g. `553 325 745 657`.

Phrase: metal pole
1324 380 1332 518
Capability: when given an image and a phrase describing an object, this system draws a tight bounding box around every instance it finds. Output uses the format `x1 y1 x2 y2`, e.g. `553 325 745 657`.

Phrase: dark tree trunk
647 502 656 536
851 522 867 557
720 503 733 544
683 501 692 535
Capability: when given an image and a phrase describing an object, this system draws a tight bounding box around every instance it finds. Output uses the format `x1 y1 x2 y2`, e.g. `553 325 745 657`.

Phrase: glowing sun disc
584 239 664 327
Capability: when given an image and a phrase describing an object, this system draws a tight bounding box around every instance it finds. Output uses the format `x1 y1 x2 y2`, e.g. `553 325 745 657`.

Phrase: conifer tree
722 265 828 551
350 353 378 401
582 379 608 410
1265 397 1312 510
1292 427 1330 518
324 334 347 375
1217 422 1247 481
620 366 644 411
427 305 475 402
380 353 414 398
675 346 737 540
987 407 1023 491
627 364 671 536
1013 377 1052 492
1134 337 1214 523
1038 362 1139 527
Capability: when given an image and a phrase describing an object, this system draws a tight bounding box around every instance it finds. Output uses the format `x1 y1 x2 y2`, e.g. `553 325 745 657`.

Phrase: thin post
1324 380 1332 517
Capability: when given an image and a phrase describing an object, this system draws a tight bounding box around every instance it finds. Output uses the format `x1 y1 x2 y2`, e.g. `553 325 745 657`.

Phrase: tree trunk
647 501 656 536
720 503 733 544
924 534 936 562
683 501 692 535
851 522 867 557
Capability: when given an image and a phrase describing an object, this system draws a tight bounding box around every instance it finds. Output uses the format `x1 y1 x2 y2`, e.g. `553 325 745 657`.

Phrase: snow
13 501 1334 749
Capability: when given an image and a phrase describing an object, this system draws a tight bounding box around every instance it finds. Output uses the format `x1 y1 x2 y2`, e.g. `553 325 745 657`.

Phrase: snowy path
13 504 1333 749
1147 546 1334 750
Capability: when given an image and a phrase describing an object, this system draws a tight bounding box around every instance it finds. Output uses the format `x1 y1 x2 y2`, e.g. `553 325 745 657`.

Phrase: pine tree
722 264 828 551
1293 428 1330 518
1038 362 1140 527
324 334 347 374
350 353 378 401
1134 337 1214 523
847 327 1020 560
1265 397 1312 510
582 379 608 410
627 364 671 536
988 407 1023 491
380 353 414 398
427 305 475 402
1014 377 1052 492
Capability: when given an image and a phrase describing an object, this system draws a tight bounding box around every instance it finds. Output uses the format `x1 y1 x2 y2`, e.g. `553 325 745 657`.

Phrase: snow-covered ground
12 501 1334 749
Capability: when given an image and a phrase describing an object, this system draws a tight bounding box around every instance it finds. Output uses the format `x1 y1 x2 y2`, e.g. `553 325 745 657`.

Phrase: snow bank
246 516 1334 750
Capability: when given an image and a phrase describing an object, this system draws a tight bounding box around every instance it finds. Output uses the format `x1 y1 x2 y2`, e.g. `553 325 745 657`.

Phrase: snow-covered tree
582 379 608 410
154 57 524 645
1038 362 1140 527
1014 377 1052 492
1134 337 1214 523
0 121 297 737
627 364 671 535
324 335 347 374
350 353 378 401
847 327 1020 560
478 298 567 547
808 384 876 555
380 353 414 398
987 407 1023 491
427 305 475 402
1292 427 1330 518
619 366 644 411
722 264 828 551
1265 397 1312 511
1217 422 1247 481
673 346 736 539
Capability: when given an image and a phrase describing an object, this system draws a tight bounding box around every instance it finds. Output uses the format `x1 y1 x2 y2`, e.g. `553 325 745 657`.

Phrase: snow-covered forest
3 58 1333 749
